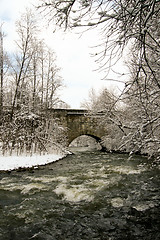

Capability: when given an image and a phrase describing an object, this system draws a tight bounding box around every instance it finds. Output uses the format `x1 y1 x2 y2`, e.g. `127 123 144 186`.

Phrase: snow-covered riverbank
0 153 64 171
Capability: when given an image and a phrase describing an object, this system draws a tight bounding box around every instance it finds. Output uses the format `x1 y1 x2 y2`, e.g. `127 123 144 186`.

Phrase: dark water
0 150 160 240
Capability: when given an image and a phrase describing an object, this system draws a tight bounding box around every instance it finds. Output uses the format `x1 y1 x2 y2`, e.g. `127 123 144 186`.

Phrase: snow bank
0 153 64 171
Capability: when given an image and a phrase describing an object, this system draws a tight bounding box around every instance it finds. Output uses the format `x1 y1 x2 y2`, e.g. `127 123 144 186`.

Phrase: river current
0 150 160 239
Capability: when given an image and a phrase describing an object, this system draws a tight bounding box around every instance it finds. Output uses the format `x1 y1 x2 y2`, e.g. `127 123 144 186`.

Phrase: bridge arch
68 134 103 150
67 133 102 146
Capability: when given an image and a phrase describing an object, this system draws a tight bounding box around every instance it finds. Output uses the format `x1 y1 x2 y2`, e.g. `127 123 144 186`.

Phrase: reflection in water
0 151 160 239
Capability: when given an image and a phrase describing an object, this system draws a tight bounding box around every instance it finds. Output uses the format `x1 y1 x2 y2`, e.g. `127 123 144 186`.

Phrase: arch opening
68 135 102 152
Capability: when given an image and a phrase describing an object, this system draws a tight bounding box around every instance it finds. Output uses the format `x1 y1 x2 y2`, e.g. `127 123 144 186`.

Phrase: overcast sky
0 0 127 108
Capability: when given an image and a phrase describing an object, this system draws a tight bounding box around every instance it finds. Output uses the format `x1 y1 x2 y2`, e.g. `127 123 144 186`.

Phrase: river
0 150 160 239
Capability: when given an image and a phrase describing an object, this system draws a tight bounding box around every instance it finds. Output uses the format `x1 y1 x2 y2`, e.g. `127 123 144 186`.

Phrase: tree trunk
0 29 3 115
33 56 36 111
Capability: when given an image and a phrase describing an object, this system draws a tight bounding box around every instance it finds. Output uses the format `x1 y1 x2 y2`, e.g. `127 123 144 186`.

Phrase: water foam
54 183 93 202
111 197 124 208
109 165 146 175
0 180 47 195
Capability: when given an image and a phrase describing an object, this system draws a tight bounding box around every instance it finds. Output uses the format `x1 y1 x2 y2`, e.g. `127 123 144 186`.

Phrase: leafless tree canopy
37 0 160 78
37 0 160 157
0 10 67 156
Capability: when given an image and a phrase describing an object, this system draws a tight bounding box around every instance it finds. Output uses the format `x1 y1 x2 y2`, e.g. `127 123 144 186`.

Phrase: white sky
0 0 127 108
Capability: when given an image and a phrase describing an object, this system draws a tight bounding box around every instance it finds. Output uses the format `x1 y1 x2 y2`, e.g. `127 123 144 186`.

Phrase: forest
0 10 68 156
37 0 160 159
0 0 160 159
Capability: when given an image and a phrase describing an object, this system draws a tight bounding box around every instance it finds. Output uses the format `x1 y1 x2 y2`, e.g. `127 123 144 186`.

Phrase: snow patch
0 153 64 171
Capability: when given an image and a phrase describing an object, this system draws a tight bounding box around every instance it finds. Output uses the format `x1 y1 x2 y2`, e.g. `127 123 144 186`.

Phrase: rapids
0 150 159 239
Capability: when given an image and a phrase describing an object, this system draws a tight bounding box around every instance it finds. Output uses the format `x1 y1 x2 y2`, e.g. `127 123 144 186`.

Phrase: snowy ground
0 153 64 171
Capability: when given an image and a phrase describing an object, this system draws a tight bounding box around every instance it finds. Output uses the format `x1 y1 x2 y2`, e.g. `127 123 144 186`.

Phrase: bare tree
32 41 38 111
36 46 64 109
37 0 160 157
0 9 68 156
0 24 4 115
37 0 160 77
10 10 38 119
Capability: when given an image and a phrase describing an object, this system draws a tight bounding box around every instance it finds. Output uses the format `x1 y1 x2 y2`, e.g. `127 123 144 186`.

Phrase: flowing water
0 150 159 240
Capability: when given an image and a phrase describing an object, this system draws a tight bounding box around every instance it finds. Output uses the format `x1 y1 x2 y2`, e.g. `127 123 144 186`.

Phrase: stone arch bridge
47 109 107 147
